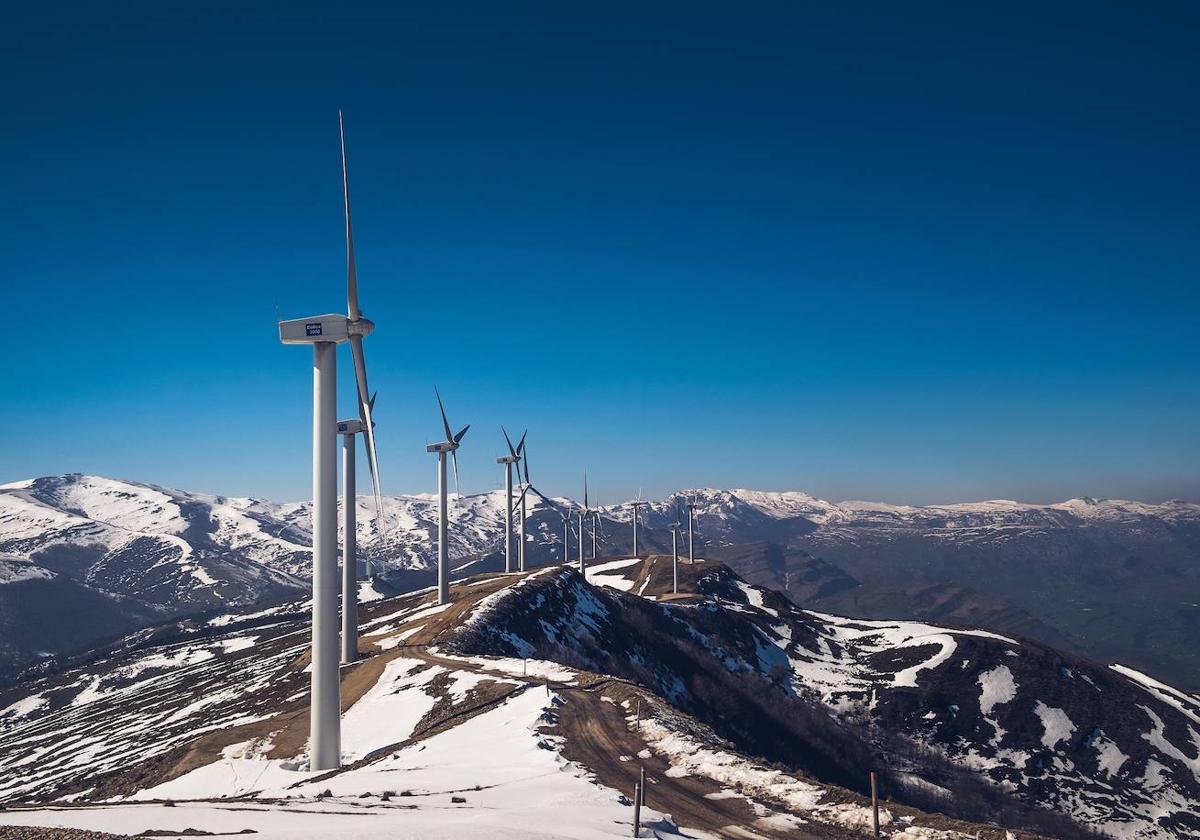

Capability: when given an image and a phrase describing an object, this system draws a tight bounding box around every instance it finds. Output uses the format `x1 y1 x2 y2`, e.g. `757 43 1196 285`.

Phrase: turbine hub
348 316 375 337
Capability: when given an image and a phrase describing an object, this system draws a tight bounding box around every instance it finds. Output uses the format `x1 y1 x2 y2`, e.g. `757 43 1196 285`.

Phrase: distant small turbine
426 388 469 604
336 417 371 664
560 510 571 562
578 474 589 573
687 496 698 563
630 491 647 557
496 428 525 573
591 510 602 560
669 517 682 594
512 441 556 572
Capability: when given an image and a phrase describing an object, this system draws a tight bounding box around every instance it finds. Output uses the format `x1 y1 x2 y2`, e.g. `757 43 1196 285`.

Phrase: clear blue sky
2 3 1197 505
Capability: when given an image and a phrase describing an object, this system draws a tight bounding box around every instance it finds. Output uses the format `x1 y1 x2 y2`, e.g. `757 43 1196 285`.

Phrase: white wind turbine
590 510 603 559
577 474 589 573
277 112 383 772
559 508 572 562
496 429 525 573
687 496 698 563
426 388 469 605
630 491 647 557
668 508 683 594
512 441 556 572
336 416 373 664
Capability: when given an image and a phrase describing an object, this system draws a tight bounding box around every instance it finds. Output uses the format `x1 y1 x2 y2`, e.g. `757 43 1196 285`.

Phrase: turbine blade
513 484 530 514
340 111 360 322
455 424 470 444
349 334 383 519
435 386 454 443
503 426 518 459
584 473 588 511
451 449 461 496
529 484 558 511
516 430 527 456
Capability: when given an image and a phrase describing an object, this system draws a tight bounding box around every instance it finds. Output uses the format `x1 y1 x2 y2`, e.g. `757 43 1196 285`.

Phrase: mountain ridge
3 474 1199 693
2 556 1197 838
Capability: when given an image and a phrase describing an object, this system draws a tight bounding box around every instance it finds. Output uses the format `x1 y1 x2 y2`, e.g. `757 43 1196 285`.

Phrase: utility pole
632 781 641 837
870 771 880 838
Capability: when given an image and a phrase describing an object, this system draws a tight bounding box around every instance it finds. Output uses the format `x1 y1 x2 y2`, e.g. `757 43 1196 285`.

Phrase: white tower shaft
504 465 514 573
578 511 585 572
632 511 639 557
310 342 340 772
672 528 678 594
562 518 569 561
591 519 597 559
437 451 449 604
341 433 357 664
688 509 695 563
519 493 527 571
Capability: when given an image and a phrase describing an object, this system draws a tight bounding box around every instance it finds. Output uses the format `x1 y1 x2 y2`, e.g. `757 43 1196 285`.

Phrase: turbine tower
426 388 469 605
591 511 601 560
277 112 383 772
630 492 647 557
687 497 698 563
669 518 681 594
560 510 571 562
517 454 528 572
337 417 371 664
512 441 555 571
577 475 590 572
496 429 525 573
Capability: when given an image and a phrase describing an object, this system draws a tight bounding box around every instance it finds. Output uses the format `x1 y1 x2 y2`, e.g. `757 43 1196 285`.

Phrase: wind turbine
559 509 572 562
668 515 682 594
630 491 647 557
277 112 383 772
590 510 602 559
512 441 556 571
687 496 698 563
577 475 589 573
426 388 469 605
336 417 372 664
496 429 525 573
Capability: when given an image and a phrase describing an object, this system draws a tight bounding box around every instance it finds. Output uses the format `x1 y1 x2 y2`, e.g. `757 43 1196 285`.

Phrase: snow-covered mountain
1 557 1196 838
3 475 1198 693
627 489 1200 692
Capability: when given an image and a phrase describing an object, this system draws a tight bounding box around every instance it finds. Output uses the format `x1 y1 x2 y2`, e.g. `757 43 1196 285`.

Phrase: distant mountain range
2 474 1198 692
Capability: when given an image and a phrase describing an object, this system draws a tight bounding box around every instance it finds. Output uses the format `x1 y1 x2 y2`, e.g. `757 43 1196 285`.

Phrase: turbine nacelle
337 419 366 435
279 314 375 345
426 440 461 453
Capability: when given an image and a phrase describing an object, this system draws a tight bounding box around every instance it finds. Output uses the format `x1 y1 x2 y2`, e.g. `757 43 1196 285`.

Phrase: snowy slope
3 558 1197 838
444 559 1200 839
4 474 1199 693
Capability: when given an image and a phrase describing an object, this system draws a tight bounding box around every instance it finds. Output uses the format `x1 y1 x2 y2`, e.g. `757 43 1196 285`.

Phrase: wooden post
870 770 879 838
636 697 641 729
632 782 641 837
